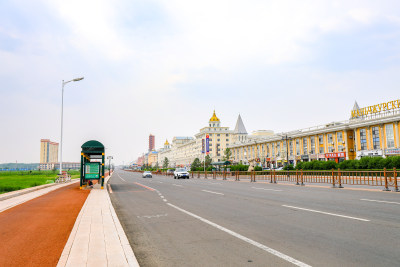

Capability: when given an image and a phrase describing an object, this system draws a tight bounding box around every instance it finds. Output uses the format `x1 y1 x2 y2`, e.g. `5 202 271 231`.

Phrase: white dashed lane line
202 190 224 195
167 203 311 267
282 205 370 222
361 199 400 205
173 184 183 187
252 187 282 192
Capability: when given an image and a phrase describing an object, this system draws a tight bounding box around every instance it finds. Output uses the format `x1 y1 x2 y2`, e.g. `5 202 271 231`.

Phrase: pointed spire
234 114 247 134
209 110 220 122
352 101 360 111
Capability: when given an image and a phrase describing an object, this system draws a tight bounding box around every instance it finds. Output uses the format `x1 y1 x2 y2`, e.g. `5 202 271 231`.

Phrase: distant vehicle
167 169 174 175
174 168 189 179
142 171 152 178
275 167 284 171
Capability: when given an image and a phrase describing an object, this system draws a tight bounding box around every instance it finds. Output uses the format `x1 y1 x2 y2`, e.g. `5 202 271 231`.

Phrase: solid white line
163 199 167 202
117 173 126 182
252 187 282 192
173 184 183 187
167 203 311 267
108 184 113 194
361 199 400 205
282 205 370 222
202 190 224 195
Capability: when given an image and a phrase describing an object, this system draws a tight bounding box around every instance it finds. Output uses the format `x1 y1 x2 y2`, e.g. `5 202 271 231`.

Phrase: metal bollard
383 168 390 191
301 169 304 186
393 168 399 192
332 169 336 188
296 170 299 185
338 168 343 188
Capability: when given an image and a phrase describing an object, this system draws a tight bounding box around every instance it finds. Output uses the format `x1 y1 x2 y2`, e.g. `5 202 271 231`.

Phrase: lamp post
60 77 84 175
282 134 292 178
107 156 113 175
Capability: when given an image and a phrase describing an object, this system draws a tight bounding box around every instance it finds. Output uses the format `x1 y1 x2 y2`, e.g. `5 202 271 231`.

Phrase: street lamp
282 134 292 178
107 156 113 175
60 77 84 175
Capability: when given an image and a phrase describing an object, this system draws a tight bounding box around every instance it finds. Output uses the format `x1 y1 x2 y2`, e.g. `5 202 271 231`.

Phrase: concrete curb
57 173 140 267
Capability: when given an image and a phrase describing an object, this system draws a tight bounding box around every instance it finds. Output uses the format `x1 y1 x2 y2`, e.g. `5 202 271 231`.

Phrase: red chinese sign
325 152 346 158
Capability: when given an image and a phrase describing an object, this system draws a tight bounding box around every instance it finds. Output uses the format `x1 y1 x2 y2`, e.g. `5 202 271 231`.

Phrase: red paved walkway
0 184 89 267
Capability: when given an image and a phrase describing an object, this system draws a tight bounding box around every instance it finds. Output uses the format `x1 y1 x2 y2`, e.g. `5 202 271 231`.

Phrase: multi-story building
155 111 249 168
149 134 155 152
40 139 59 164
229 99 400 167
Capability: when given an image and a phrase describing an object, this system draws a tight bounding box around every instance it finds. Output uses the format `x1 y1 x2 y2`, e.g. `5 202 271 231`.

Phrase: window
318 135 323 145
337 132 343 143
372 126 380 149
272 145 275 157
226 134 229 137
226 139 229 142
303 138 308 155
310 137 315 154
328 134 333 144
328 146 335 152
276 143 280 157
319 146 324 154
360 129 367 150
217 139 220 141
289 141 293 156
338 145 344 152
217 134 220 136
296 139 300 155
386 124 395 148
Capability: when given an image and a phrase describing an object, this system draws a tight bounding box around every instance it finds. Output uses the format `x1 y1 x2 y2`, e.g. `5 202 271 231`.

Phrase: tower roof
352 101 360 111
164 139 169 146
234 114 247 134
209 110 220 122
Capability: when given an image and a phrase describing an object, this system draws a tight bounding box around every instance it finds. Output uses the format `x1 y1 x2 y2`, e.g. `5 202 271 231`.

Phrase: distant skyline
1 1 400 165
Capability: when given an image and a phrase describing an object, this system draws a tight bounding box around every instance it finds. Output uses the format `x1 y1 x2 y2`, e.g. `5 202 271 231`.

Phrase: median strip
202 190 224 195
282 205 370 222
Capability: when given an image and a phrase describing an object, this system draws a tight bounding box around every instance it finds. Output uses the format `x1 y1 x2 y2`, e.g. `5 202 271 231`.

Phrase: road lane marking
202 190 224 195
167 203 311 267
134 182 155 191
282 205 370 222
209 182 222 185
108 184 113 194
361 199 400 205
117 173 126 182
173 184 183 187
137 214 168 219
252 187 282 192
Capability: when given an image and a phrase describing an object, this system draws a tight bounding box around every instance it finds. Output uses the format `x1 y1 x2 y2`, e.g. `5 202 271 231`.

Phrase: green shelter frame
80 140 105 189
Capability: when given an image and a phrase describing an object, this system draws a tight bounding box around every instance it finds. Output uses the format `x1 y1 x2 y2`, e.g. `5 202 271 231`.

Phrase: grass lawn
0 170 80 194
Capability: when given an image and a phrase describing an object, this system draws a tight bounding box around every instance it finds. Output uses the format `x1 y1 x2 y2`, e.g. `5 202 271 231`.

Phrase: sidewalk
0 180 79 213
58 174 139 267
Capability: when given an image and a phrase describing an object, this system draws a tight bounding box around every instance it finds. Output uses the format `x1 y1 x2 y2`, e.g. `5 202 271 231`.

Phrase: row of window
359 124 395 150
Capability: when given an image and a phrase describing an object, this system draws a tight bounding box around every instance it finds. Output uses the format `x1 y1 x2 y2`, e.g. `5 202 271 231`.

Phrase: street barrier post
338 168 343 188
301 169 304 186
332 169 336 188
383 168 390 191
394 168 399 192
296 170 299 185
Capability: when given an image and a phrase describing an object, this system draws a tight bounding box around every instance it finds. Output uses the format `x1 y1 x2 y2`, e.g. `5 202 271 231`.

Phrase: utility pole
282 134 291 178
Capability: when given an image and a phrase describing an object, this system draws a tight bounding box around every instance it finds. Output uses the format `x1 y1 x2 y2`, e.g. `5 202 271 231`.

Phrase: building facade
154 111 249 168
229 99 400 167
149 134 155 152
40 139 59 164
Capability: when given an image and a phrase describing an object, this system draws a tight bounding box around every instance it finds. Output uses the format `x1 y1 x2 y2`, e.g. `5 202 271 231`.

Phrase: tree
154 162 159 169
163 157 169 169
205 155 212 168
223 148 232 161
191 158 201 171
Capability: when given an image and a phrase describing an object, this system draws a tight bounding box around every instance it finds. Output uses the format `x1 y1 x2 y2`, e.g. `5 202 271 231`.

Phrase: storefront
301 155 309 162
318 154 326 161
310 154 318 161
325 152 346 163
356 150 383 159
385 148 400 157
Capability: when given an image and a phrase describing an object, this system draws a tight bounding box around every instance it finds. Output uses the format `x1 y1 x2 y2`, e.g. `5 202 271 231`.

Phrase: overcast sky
1 0 400 165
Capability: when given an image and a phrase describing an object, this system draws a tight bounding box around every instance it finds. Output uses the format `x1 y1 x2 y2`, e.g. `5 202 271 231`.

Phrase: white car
174 168 189 179
142 171 152 178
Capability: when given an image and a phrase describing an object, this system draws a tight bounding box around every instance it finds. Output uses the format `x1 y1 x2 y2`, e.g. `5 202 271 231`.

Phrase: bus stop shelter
80 140 105 189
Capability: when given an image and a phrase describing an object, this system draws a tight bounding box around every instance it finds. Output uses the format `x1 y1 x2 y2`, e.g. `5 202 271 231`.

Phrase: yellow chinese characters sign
351 99 400 118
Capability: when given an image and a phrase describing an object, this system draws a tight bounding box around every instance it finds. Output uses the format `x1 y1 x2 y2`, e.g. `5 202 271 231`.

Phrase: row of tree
293 156 400 170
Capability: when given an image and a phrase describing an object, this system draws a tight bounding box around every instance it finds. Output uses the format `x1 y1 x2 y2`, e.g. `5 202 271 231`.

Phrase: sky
1 0 400 165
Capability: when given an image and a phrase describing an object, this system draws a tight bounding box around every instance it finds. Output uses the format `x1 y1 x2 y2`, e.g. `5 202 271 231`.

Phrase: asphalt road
109 169 400 267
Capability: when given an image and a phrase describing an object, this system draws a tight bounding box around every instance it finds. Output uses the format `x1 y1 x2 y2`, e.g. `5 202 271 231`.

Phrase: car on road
142 171 152 178
167 169 174 176
174 168 189 179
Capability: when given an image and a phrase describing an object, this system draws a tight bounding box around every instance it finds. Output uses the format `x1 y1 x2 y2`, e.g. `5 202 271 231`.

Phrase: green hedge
295 156 400 170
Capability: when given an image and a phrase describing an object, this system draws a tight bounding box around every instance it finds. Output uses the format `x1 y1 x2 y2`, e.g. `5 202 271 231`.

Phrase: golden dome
209 110 220 122
164 139 169 146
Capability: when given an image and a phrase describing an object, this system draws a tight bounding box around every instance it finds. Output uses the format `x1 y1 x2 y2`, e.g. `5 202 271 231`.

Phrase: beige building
156 111 249 167
40 139 59 164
